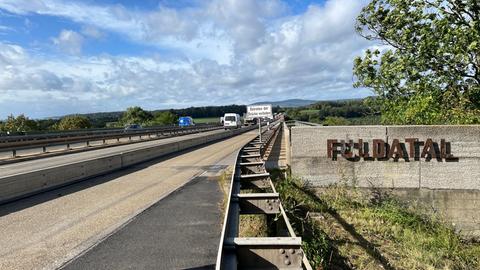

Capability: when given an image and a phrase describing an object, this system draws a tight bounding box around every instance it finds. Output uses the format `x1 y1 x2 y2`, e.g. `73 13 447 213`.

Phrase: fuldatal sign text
327 138 458 161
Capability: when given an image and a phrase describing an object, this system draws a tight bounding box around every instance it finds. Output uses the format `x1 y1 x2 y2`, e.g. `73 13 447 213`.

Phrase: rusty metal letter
405 138 417 159
388 139 403 159
327 139 338 158
421 138 437 159
373 139 386 159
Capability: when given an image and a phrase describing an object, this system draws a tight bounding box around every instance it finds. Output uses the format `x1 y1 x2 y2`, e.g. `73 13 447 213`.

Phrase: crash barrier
216 121 312 269
0 124 221 160
0 126 255 204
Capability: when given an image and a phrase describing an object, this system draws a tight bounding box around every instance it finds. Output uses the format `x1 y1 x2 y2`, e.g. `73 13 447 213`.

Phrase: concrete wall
0 127 253 204
289 125 480 236
290 125 480 190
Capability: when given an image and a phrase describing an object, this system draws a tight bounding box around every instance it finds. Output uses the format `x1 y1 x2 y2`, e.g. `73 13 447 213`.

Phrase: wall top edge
291 125 480 128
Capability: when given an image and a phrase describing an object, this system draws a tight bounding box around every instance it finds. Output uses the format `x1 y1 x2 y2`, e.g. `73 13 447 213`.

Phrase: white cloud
0 0 376 118
52 29 84 55
0 25 13 34
81 25 104 39
206 0 287 52
0 0 286 56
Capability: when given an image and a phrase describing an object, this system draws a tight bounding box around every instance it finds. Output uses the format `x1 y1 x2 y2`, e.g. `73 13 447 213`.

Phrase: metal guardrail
0 124 221 159
216 121 312 270
285 120 322 126
0 123 216 143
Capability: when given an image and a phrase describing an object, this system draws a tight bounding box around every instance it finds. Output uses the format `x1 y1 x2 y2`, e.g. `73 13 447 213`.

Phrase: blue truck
178 116 195 127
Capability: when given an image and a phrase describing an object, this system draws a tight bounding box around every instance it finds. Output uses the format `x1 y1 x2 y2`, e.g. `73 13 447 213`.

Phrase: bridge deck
64 174 222 270
0 130 257 270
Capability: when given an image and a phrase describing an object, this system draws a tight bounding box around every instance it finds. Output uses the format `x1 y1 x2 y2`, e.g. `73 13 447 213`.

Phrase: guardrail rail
285 120 322 127
0 124 221 161
216 121 312 270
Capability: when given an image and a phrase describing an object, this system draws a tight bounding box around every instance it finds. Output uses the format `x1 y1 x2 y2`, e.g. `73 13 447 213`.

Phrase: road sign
247 104 273 119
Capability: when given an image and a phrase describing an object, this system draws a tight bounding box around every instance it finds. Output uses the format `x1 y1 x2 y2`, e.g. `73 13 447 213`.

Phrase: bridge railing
0 123 217 143
216 121 312 269
0 124 221 160
285 120 322 127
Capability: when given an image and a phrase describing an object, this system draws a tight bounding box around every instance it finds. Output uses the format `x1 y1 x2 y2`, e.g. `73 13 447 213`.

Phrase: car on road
223 113 241 129
178 116 195 127
124 124 142 131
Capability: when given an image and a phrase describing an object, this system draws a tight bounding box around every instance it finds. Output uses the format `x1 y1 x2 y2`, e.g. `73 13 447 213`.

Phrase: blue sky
0 0 374 118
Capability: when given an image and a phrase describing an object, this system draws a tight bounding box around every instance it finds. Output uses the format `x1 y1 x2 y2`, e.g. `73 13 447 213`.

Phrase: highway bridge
0 119 310 269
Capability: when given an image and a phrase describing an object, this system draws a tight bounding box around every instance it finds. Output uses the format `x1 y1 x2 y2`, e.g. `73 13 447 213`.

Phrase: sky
0 0 376 118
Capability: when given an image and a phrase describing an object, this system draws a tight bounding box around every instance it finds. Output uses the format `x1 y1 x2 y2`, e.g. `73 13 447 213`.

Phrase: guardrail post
42 146 47 153
258 118 262 143
86 141 90 147
12 149 16 158
66 143 70 150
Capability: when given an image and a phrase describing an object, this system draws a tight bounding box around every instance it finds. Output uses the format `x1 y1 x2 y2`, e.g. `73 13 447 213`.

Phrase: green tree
150 111 178 126
322 116 351 126
55 115 92 130
120 106 153 126
1 114 38 133
354 0 480 124
37 119 58 131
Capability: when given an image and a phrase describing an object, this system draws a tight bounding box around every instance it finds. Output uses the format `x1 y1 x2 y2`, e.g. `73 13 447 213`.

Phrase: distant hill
250 99 317 108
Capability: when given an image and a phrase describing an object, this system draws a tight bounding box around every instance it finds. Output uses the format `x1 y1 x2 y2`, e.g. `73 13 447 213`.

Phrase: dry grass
270 169 480 270
217 168 232 223
239 215 269 237
216 168 269 237
316 185 480 270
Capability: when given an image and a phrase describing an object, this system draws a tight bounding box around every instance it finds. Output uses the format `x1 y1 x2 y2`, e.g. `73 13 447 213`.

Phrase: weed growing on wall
270 169 334 269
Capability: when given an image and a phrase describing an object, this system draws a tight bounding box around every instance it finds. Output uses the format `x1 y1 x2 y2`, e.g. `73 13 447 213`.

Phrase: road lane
0 130 256 270
63 174 224 270
0 128 229 178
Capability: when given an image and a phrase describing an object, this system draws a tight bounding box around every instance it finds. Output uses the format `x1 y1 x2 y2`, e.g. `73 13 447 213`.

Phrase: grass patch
217 170 270 237
299 109 321 115
239 215 269 237
269 169 480 270
194 117 221 124
270 169 334 269
217 169 232 222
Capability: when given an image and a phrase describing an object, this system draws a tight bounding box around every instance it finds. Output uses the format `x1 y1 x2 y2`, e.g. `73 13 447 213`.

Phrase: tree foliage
55 115 92 130
285 99 380 124
0 114 38 133
168 104 247 118
120 106 153 126
322 116 351 126
36 119 58 130
354 0 480 124
149 111 178 126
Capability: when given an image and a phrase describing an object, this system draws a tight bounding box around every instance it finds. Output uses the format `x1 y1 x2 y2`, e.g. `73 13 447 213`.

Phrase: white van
223 113 242 129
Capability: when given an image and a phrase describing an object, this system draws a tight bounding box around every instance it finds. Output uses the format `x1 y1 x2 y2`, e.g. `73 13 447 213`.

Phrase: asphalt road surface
63 174 223 270
0 130 256 270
